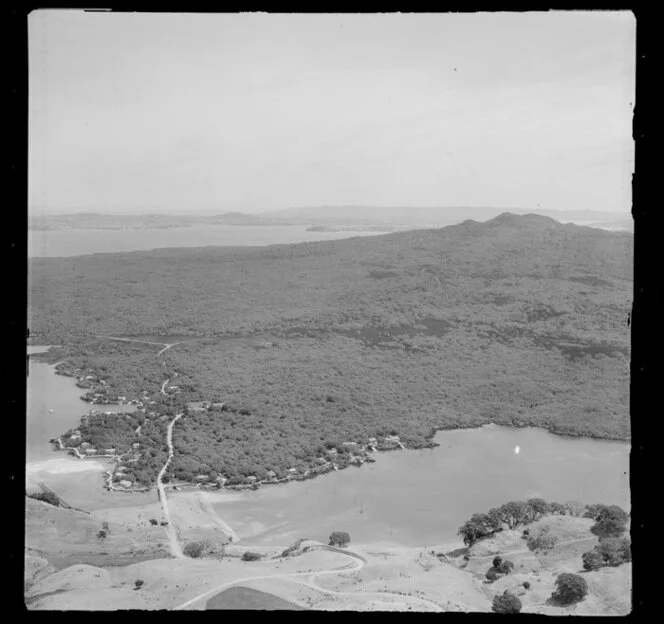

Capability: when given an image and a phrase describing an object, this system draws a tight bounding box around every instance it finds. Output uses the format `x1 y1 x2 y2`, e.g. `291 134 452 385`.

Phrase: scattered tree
527 498 551 519
134 579 144 590
581 549 604 571
564 501 586 517
498 560 514 575
241 551 262 562
485 567 501 582
549 502 566 515
183 541 205 558
149 518 158 526
582 537 631 570
329 531 351 548
590 505 629 539
552 573 588 605
492 592 522 614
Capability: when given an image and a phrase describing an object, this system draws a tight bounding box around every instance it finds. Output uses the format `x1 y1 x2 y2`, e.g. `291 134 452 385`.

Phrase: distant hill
29 206 632 232
260 205 632 229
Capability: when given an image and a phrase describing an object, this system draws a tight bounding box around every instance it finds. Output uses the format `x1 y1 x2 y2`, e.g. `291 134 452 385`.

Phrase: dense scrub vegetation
59 408 172 486
458 498 570 545
28 215 632 479
458 499 629 547
582 537 631 570
27 491 61 507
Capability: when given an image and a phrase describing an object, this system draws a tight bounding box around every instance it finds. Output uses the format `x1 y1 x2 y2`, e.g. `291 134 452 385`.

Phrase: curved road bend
173 546 443 612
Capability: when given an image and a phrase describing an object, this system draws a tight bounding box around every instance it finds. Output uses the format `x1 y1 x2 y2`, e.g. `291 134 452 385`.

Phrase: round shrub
492 556 503 569
241 551 261 562
582 550 604 571
497 560 514 574
492 592 522 613
183 541 205 559
552 573 588 605
485 567 501 582
523 581 531 590
589 505 629 539
329 531 351 548
134 579 144 589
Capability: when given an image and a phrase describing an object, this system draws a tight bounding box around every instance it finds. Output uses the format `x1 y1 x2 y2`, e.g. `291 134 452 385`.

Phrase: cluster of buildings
187 434 403 492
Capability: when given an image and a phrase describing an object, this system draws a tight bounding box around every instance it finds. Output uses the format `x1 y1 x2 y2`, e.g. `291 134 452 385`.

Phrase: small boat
48 409 55 414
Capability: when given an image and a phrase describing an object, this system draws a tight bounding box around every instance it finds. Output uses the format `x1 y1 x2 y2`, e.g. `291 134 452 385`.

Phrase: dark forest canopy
29 214 632 481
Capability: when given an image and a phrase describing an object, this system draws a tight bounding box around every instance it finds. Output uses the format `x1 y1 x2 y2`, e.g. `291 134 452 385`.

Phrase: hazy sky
29 11 635 215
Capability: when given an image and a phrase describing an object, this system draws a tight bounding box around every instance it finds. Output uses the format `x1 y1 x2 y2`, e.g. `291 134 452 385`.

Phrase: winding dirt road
157 412 184 558
173 545 443 612
198 491 240 543
91 332 443 611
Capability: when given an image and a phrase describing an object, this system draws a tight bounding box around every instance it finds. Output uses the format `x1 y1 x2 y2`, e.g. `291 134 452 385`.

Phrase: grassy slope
28 214 632 478
25 498 170 569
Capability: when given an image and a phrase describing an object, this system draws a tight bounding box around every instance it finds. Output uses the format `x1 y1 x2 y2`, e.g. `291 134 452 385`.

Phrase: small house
69 434 81 441
80 442 91 450
104 448 116 454
287 468 297 475
368 437 377 445
266 470 277 480
216 476 227 486
119 480 133 488
326 448 338 456
246 475 257 483
195 474 209 482
132 443 141 449
83 448 97 455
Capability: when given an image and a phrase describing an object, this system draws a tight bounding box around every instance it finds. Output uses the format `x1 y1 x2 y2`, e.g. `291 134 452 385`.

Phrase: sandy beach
27 457 106 477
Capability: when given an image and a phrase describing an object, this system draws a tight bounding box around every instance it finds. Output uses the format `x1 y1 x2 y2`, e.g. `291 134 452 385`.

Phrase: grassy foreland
28 213 632 482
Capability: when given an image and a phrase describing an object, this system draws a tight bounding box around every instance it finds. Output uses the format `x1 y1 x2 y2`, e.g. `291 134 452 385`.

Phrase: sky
28 11 635 215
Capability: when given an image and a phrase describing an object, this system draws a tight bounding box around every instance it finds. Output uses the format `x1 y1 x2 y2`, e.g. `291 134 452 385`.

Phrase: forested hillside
28 213 633 481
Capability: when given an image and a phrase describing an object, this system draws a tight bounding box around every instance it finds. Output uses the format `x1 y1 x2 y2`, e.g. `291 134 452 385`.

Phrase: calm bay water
26 348 134 463
28 225 387 258
214 426 630 548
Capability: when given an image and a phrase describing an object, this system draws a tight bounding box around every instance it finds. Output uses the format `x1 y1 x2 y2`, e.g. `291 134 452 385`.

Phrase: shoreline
27 347 630 498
